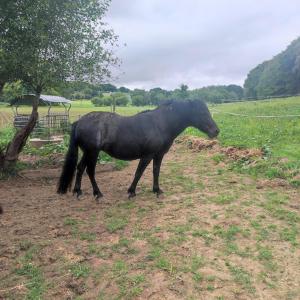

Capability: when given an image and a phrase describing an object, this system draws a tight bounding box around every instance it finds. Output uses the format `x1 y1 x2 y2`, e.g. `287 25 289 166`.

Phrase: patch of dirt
256 178 290 189
177 135 263 160
0 143 299 299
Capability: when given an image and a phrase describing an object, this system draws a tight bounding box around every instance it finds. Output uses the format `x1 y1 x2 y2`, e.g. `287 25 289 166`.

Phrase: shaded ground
0 143 300 300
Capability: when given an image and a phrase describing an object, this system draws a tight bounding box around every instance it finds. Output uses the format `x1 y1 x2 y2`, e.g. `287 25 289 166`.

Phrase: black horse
57 100 219 199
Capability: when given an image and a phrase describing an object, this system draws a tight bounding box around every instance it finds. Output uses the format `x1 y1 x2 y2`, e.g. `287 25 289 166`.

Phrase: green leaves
0 0 118 91
244 36 300 98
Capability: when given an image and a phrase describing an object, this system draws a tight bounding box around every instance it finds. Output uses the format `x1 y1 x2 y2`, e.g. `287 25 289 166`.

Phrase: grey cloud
106 0 300 90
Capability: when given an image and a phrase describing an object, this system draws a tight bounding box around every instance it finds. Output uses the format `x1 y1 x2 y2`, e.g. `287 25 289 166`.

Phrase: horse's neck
162 107 190 138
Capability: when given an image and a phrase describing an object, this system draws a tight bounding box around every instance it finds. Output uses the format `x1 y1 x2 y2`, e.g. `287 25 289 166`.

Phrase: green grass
15 245 46 299
105 216 128 233
226 262 256 293
186 96 300 161
70 263 90 278
0 101 152 124
15 263 46 300
2 97 300 180
2 96 300 161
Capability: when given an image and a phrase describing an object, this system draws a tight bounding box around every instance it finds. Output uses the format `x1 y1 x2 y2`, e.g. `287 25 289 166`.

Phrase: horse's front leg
153 154 164 197
128 157 152 198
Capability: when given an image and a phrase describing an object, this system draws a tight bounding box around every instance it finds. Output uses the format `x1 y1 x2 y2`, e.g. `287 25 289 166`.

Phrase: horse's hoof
128 192 136 199
153 189 164 198
94 192 103 201
73 190 83 199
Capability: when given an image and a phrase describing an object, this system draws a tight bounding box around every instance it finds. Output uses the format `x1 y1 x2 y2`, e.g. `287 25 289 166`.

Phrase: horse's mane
138 100 180 115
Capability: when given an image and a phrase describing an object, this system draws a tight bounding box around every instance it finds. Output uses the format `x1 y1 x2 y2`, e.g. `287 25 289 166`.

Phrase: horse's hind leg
86 150 103 200
73 153 87 198
128 157 152 198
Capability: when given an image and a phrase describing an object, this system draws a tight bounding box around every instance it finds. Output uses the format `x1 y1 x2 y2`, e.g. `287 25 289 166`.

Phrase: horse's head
189 100 219 138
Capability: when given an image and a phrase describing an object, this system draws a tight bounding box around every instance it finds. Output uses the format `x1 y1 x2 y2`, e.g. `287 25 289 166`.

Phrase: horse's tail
57 122 79 194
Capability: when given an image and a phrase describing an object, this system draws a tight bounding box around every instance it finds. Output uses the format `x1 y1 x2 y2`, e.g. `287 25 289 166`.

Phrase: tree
0 0 118 171
149 87 169 105
226 85 244 99
0 1 20 93
100 83 118 92
179 84 189 99
118 86 131 93
131 89 150 106
0 81 25 102
114 92 129 106
244 37 300 98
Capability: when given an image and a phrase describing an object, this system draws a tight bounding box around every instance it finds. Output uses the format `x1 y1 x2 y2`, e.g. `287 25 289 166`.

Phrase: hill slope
244 37 300 98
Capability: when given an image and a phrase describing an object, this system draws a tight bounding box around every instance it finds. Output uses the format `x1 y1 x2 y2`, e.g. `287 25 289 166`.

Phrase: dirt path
0 144 300 300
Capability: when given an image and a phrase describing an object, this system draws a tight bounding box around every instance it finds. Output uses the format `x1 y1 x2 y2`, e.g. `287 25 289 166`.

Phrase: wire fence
211 110 300 118
1 93 300 132
13 113 70 138
220 93 300 103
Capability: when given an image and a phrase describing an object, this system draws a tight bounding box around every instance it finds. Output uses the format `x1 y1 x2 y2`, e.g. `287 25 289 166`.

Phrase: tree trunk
0 92 40 173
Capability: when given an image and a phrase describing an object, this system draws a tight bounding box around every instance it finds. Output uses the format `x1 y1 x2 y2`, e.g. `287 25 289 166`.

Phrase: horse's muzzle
208 128 220 139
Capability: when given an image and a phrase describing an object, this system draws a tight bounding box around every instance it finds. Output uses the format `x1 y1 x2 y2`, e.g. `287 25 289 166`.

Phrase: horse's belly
103 144 143 161
103 140 163 161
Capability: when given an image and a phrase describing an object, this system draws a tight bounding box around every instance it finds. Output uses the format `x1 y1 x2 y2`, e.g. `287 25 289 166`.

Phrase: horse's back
75 110 172 159
76 112 120 149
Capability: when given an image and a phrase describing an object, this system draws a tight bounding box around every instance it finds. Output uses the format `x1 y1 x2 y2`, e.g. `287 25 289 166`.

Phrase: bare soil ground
0 143 300 300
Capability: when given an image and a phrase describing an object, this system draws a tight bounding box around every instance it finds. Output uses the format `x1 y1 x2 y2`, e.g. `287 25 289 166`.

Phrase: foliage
0 0 118 92
128 84 244 106
0 81 26 102
189 85 244 103
244 37 300 98
45 81 122 100
0 0 119 169
0 127 15 150
91 92 129 107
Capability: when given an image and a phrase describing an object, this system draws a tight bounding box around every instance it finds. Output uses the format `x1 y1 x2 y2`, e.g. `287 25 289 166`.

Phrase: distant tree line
244 36 300 98
0 80 244 106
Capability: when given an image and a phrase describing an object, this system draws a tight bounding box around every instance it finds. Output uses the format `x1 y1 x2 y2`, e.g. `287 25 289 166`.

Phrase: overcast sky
106 0 300 90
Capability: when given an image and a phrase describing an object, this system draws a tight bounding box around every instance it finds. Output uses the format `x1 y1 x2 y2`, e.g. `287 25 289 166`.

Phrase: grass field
186 96 300 161
1 96 300 161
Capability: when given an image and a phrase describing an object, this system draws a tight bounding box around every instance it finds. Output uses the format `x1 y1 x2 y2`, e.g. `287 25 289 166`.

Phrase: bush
91 96 105 106
114 93 129 106
91 93 129 107
1 81 25 102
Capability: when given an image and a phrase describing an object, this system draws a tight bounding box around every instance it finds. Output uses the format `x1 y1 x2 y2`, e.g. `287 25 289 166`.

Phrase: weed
280 226 298 246
105 217 128 233
210 194 235 205
112 260 128 276
193 272 203 283
79 232 96 242
212 153 226 164
146 247 162 261
15 263 46 300
226 262 255 293
88 244 110 259
64 217 79 226
70 263 90 278
190 255 205 272
156 258 174 274
192 229 214 245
